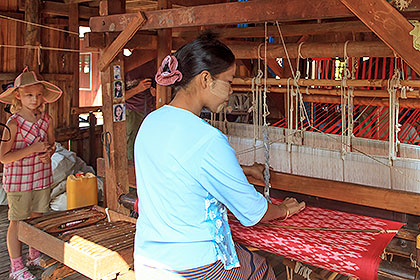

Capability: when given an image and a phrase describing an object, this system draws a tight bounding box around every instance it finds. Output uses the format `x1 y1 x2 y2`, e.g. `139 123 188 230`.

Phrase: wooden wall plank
23 0 40 71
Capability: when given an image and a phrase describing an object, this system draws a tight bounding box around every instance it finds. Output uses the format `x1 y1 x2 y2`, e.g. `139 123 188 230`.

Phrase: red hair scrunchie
155 55 183 86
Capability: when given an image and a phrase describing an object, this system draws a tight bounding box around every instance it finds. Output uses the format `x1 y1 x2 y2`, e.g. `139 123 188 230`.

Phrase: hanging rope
0 14 79 36
387 55 402 164
341 40 353 157
251 69 263 163
262 22 271 203
0 44 99 54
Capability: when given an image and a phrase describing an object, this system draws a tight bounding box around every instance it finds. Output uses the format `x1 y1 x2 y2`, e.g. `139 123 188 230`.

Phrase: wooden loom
18 206 136 280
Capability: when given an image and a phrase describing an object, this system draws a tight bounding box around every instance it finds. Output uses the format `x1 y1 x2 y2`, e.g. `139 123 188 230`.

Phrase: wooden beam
233 85 420 100
169 0 227 6
85 34 394 59
233 77 420 90
89 0 353 32
69 3 80 134
247 171 420 216
64 0 95 3
174 21 371 39
99 0 129 214
301 95 420 108
228 41 393 59
42 1 98 19
99 0 125 15
98 12 146 71
24 0 40 71
339 0 420 75
83 32 158 49
232 85 420 108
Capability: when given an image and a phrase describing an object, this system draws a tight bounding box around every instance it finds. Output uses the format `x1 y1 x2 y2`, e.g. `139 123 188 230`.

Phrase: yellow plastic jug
66 172 98 210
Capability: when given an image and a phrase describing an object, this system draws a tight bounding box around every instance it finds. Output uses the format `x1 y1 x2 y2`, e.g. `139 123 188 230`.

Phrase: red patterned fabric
229 199 404 280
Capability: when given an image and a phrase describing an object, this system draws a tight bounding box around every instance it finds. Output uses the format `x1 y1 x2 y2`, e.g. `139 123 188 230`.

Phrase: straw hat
0 68 62 104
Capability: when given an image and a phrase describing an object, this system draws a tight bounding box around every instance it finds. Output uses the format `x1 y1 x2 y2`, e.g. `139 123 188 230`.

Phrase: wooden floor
0 205 89 280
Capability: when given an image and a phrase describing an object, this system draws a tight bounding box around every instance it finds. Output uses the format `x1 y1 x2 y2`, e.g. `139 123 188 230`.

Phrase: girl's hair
11 85 46 114
170 31 235 92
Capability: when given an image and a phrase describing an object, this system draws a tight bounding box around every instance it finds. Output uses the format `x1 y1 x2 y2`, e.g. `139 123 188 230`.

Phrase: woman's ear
199 71 212 89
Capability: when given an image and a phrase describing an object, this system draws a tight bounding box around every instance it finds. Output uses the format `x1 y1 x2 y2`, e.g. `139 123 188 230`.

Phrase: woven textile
2 113 52 192
229 199 404 280
174 243 275 280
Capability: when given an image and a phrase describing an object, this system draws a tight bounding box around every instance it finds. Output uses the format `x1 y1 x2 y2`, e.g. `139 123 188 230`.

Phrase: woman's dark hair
169 31 235 92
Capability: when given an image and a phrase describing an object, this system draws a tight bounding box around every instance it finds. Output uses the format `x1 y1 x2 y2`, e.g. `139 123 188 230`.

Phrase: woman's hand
280 197 306 219
137 78 152 92
242 163 266 181
260 197 305 222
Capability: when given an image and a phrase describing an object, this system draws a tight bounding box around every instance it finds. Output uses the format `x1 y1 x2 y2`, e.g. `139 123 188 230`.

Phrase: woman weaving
134 32 305 280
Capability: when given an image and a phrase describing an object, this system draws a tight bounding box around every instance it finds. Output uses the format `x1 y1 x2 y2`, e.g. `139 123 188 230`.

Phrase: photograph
113 103 125 122
113 65 121 80
114 80 123 98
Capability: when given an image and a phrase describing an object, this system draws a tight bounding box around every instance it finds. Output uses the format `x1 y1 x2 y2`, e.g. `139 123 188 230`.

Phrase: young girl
0 69 62 280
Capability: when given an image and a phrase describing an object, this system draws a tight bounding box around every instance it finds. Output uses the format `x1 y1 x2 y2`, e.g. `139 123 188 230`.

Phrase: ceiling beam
173 21 371 39
42 1 98 19
99 12 146 71
63 0 95 3
83 31 188 49
85 33 394 59
169 0 227 6
89 0 353 32
339 0 420 75
229 41 393 59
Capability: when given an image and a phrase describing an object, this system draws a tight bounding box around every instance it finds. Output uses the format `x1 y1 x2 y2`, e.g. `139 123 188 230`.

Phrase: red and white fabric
229 198 404 280
3 113 52 192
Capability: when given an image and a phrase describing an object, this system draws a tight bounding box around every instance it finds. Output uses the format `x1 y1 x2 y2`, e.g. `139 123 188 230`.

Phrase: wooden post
89 112 96 168
99 0 129 214
156 0 172 108
69 4 80 133
416 234 420 279
24 0 40 71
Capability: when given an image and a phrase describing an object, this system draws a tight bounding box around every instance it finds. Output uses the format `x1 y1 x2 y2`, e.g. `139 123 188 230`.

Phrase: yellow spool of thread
66 172 98 210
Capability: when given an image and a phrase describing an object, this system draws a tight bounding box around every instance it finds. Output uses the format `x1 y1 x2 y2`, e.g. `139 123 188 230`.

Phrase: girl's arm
38 115 56 163
0 119 49 164
47 115 56 154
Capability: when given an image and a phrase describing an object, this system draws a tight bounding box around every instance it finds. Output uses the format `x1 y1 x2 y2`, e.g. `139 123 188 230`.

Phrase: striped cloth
2 112 52 192
175 243 275 279
135 243 275 280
